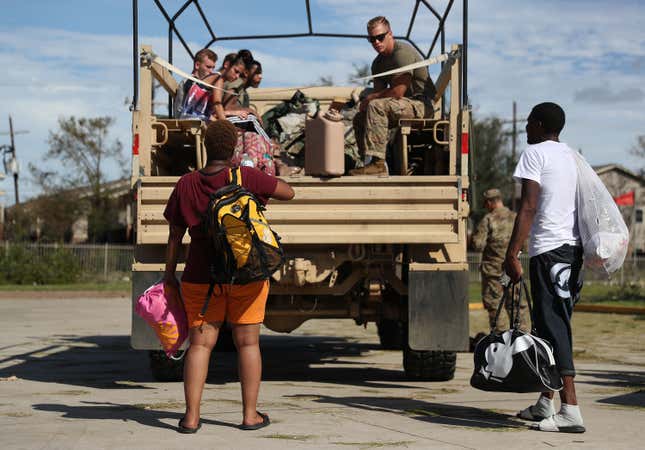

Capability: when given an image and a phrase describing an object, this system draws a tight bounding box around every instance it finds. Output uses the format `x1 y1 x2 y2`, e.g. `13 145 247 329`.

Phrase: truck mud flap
408 264 469 351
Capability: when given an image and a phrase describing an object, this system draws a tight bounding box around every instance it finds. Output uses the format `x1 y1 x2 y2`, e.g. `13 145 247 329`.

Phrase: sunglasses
367 32 388 43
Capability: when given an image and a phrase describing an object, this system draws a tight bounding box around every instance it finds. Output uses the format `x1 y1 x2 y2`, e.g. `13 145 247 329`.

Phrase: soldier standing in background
471 188 530 332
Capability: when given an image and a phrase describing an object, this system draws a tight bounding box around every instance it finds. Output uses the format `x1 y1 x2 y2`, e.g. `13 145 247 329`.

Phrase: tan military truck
129 0 472 381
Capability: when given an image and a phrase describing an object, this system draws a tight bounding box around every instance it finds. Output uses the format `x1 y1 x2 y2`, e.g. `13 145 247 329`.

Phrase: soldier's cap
483 188 502 200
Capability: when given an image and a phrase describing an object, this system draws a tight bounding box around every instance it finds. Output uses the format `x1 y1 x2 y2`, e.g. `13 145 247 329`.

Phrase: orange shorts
181 280 269 328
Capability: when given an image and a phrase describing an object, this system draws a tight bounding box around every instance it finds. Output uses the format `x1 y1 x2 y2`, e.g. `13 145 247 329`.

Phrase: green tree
30 116 126 242
470 115 514 220
630 135 645 176
318 75 334 86
348 62 371 86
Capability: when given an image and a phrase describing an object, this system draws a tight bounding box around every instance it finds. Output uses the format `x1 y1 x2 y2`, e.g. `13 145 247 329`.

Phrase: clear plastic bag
572 151 629 274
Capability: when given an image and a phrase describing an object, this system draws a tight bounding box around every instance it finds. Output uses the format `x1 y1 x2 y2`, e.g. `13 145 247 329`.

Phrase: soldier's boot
349 158 389 176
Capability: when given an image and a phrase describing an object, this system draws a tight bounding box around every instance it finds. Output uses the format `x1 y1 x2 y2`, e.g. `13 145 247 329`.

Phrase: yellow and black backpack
199 168 284 319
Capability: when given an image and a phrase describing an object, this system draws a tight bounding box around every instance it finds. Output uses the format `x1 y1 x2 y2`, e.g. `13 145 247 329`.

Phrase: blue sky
1 0 644 203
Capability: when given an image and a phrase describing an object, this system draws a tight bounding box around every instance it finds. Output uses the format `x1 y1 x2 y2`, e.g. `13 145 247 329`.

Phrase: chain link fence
467 252 644 285
1 242 642 285
1 242 133 280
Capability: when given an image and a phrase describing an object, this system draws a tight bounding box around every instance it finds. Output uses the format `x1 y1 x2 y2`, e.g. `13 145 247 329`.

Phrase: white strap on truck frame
146 50 454 95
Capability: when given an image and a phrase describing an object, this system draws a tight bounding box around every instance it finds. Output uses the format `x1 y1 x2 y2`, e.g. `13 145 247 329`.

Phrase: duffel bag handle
492 278 536 334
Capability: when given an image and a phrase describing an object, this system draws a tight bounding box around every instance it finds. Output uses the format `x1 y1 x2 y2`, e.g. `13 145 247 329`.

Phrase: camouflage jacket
472 206 516 277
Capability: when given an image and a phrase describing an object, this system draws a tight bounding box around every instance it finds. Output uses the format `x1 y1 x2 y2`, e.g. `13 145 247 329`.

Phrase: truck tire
376 319 405 350
149 350 184 382
403 348 456 381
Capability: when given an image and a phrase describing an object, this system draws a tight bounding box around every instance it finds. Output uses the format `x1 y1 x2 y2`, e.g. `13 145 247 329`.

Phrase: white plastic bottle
240 152 254 167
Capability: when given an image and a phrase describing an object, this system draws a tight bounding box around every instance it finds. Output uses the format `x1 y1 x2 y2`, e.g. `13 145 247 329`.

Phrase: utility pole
511 101 517 170
502 101 527 211
0 115 29 205
0 171 4 241
511 101 518 211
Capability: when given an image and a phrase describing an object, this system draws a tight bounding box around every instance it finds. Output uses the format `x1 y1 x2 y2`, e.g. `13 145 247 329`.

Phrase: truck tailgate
136 175 465 245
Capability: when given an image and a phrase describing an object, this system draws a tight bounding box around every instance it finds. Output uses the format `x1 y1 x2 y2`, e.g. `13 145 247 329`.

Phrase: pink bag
232 131 276 176
135 282 188 357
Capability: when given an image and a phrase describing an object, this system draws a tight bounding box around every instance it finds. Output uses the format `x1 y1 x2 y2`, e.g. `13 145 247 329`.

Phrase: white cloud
1 1 644 204
574 86 645 104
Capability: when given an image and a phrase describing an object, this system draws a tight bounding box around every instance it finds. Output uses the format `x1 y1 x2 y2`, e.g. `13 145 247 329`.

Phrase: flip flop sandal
178 418 202 434
531 416 586 433
517 405 549 421
239 411 270 431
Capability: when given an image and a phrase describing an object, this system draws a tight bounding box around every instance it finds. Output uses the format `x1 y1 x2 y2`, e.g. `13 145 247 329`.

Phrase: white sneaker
517 395 555 421
532 404 585 433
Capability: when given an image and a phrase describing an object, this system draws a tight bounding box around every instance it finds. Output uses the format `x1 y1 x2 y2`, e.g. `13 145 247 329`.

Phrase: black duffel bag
470 279 563 393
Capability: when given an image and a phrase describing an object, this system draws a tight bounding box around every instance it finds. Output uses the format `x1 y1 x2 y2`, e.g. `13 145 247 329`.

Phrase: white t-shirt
513 140 580 257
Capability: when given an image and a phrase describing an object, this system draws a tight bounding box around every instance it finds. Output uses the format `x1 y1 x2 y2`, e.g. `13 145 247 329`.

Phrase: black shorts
529 244 583 377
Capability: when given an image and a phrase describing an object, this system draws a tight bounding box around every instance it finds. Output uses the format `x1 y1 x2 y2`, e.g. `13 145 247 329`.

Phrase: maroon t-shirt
163 166 279 283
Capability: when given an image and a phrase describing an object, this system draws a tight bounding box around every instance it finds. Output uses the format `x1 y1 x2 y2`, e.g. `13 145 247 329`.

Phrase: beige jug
305 112 345 176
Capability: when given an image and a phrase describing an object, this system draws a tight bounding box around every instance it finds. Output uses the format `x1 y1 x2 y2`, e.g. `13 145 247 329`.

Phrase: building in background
594 164 644 255
2 178 132 243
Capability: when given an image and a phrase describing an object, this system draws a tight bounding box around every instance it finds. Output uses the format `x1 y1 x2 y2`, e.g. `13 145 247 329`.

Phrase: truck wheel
149 350 184 382
376 319 405 350
403 348 456 381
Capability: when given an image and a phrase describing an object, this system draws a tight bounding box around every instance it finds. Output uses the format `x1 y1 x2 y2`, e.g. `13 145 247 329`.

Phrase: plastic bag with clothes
573 150 629 274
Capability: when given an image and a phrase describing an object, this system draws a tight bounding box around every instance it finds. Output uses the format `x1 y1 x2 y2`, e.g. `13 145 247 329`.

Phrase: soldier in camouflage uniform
471 188 530 333
349 16 435 176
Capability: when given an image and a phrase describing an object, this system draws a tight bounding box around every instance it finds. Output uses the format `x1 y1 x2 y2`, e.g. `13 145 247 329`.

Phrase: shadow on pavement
305 395 527 430
0 335 151 389
1 332 412 389
32 401 238 431
206 334 412 389
579 368 645 408
578 368 645 389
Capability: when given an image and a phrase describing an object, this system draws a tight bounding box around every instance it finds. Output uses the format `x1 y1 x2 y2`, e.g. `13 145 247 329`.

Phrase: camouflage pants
353 97 425 160
481 275 531 333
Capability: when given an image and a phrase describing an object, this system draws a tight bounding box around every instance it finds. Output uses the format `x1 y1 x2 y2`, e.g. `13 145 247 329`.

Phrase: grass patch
0 280 130 292
469 281 645 308
406 408 440 417
2 412 32 418
32 390 91 396
264 434 316 441
332 441 414 448
132 401 184 410
598 403 645 411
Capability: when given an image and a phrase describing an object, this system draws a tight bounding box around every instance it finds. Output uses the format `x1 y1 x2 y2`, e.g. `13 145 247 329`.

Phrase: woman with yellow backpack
162 120 294 433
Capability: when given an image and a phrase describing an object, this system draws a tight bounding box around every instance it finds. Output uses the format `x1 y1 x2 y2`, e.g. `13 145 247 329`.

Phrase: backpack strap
198 282 223 331
198 169 242 330
229 167 242 186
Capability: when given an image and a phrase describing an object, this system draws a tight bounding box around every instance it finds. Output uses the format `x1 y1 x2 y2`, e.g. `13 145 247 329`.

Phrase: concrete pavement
0 296 643 449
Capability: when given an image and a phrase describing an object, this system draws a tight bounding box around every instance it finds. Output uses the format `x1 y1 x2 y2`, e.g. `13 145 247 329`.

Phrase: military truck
129 0 472 381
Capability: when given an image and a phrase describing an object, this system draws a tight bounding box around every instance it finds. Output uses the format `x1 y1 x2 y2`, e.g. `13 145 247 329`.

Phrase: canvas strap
147 50 453 96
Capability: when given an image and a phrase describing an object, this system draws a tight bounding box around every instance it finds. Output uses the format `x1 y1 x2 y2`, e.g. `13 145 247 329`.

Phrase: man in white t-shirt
504 102 585 433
